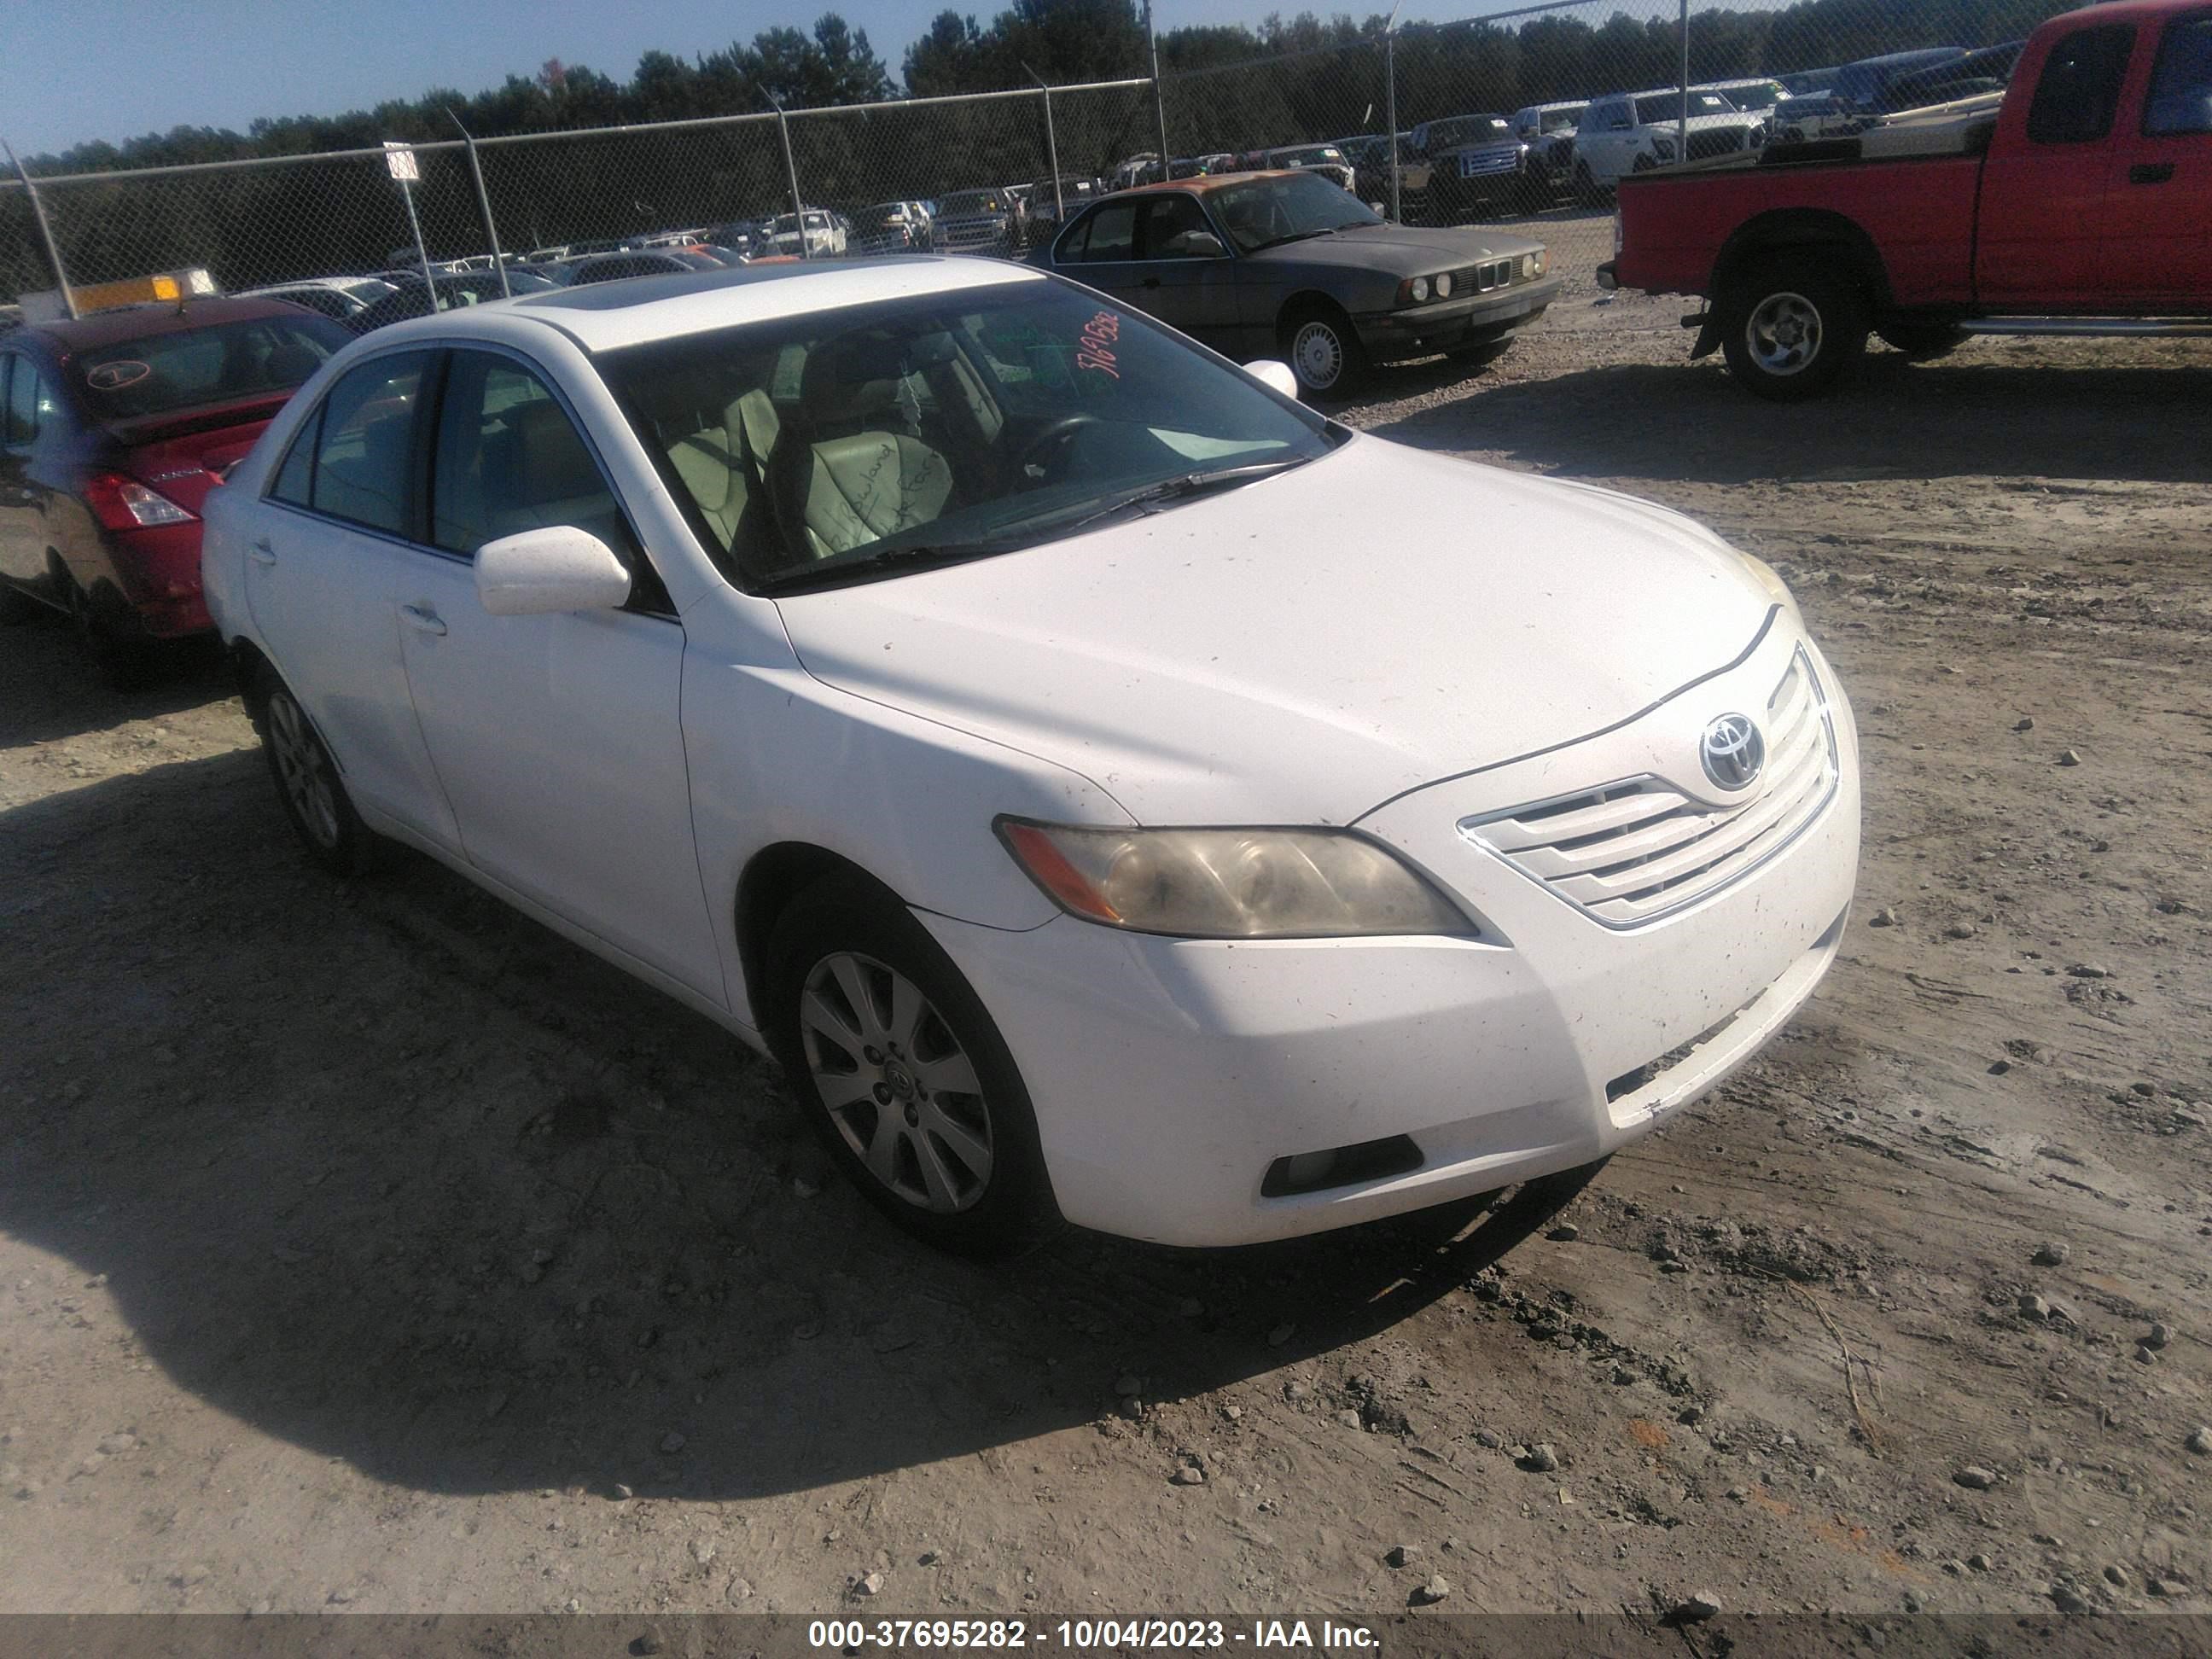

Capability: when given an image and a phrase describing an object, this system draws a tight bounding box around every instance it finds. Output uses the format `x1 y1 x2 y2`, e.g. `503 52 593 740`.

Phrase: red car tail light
84 472 197 531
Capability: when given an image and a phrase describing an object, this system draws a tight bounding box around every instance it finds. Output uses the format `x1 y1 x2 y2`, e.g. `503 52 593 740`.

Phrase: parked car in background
569 251 724 287
1254 143 1357 193
852 202 930 256
1571 89 1767 199
767 211 847 259
0 295 346 679
1508 101 1588 196
1336 132 1434 216
1035 169 1558 395
1600 0 2212 399
934 189 1019 255
1409 114 1540 219
203 256 1856 1254
1111 153 1163 190
1022 178 1103 241
1883 41 2024 110
1702 79 1790 116
346 271 557 333
237 276 398 323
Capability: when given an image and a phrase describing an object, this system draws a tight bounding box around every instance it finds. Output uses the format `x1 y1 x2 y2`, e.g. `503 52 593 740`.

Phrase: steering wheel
1015 412 1099 480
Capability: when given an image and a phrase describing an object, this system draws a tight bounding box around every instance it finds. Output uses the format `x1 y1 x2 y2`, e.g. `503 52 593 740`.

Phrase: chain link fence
4 2 2075 319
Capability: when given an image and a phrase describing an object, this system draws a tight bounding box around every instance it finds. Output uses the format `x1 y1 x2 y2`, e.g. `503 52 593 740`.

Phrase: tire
765 882 1058 1258
255 670 380 876
1719 254 1868 401
1878 321 1965 362
1281 301 1365 399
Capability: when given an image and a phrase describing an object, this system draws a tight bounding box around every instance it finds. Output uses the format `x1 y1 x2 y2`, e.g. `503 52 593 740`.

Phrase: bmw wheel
1282 302 1365 399
767 881 1057 1256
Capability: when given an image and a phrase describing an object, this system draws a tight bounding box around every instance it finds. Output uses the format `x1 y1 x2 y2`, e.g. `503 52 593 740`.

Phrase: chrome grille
1461 649 1839 928
1458 148 1522 178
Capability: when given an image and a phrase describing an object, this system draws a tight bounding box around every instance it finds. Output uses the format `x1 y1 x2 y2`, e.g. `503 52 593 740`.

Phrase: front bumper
1356 275 1563 360
927 628 1860 1247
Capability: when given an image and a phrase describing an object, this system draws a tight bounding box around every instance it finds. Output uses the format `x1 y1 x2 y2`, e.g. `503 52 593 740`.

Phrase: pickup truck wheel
1282 302 1365 398
1720 256 1867 401
1878 322 1966 362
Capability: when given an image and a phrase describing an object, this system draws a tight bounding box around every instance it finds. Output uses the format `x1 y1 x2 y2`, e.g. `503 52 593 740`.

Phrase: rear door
245 349 461 848
2102 8 2212 302
389 346 723 999
1977 18 2138 306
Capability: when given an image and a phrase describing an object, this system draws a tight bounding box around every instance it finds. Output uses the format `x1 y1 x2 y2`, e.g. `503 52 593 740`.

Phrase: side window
1138 195 1220 259
1056 215 1091 262
1077 203 1138 262
2145 15 2212 137
430 350 639 565
4 356 52 448
306 352 431 536
269 405 322 507
2027 24 2137 144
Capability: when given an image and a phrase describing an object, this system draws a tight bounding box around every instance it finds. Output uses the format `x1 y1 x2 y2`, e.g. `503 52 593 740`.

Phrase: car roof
1108 169 1298 199
372 255 1044 354
25 294 317 352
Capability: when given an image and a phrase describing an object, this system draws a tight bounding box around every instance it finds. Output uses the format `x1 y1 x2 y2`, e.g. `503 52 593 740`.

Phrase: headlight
1435 271 1453 298
997 820 1474 940
1410 275 1431 303
1738 550 1805 632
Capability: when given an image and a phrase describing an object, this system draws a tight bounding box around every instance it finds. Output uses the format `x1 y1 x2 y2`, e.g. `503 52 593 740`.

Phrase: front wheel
1282 304 1365 398
1719 255 1867 401
766 882 1058 1257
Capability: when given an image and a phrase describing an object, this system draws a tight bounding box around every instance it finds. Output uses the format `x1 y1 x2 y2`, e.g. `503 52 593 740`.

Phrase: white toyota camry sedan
202 257 1860 1254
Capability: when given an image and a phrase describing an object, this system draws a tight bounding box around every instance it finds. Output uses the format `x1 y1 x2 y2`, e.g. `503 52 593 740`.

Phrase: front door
1130 194 1242 351
1978 19 2139 307
2103 9 2212 303
391 347 724 1002
246 349 459 847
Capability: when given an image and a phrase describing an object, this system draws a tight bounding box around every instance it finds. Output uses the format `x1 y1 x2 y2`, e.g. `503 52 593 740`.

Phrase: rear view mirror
476 526 632 616
1243 359 1300 399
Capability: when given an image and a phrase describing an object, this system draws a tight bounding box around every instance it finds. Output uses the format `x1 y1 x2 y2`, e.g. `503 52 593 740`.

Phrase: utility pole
1383 2 1406 224
1144 0 1170 178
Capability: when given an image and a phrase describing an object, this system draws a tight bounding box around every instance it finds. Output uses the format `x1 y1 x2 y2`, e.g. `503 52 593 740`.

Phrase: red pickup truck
1599 0 2212 399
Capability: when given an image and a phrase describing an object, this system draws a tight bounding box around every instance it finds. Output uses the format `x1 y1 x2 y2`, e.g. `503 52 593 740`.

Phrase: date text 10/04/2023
806 1618 1382 1650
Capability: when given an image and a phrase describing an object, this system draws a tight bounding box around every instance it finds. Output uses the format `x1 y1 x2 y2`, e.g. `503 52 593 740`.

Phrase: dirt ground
2 275 2209 1630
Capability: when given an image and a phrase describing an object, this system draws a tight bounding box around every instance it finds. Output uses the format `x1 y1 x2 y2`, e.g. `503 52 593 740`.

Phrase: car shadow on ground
0 615 231 748
0 750 1593 1503
1353 356 2212 487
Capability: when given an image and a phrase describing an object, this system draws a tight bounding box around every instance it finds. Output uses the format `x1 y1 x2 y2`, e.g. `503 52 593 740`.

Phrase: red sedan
0 295 347 683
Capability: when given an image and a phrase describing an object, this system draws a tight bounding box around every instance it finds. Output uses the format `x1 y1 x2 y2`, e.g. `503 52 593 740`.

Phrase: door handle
399 602 446 637
2129 162 2175 185
249 537 276 566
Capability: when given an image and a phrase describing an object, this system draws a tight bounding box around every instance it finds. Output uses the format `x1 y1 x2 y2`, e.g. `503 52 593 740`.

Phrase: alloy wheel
1292 320 1345 392
268 690 341 851
798 951 994 1214
1746 290 1824 377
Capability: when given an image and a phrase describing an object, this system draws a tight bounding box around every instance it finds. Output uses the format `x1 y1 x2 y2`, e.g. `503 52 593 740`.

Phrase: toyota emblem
1701 713 1765 791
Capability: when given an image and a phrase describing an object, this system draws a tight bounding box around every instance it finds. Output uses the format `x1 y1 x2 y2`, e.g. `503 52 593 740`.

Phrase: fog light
1260 1133 1424 1197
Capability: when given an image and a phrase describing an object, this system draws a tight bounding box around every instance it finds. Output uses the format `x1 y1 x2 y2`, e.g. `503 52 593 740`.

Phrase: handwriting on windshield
1076 310 1122 379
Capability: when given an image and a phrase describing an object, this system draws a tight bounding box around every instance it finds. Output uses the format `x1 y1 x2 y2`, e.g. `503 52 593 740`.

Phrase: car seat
768 332 952 560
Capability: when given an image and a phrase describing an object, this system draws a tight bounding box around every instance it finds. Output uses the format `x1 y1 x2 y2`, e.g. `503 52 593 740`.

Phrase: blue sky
2 0 1700 157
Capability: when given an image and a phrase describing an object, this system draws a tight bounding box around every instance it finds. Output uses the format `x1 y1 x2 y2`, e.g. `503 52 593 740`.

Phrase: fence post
1026 67 1062 223
1679 0 1692 164
447 110 509 296
1144 0 1171 173
4 140 77 318
766 94 807 260
1383 4 1405 223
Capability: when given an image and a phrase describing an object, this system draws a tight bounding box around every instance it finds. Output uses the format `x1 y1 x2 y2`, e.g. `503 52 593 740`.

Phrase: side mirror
475 526 632 616
1243 359 1300 399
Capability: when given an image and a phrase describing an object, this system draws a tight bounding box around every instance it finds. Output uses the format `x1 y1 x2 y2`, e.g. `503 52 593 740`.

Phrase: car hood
772 438 1776 826
1252 223 1540 271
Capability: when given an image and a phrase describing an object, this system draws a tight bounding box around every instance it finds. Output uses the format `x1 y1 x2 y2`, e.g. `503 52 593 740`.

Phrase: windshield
1429 117 1509 148
1207 172 1379 253
600 278 1337 595
1276 146 1345 166
73 315 341 422
1716 82 1785 111
1637 91 1740 124
942 192 1004 216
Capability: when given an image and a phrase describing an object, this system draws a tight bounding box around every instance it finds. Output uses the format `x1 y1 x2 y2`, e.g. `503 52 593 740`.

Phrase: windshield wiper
763 539 1020 596
1247 226 1338 252
1052 458 1307 536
